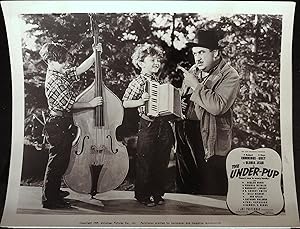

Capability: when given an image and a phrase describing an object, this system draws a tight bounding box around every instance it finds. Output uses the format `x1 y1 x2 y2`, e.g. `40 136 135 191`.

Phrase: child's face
139 55 162 74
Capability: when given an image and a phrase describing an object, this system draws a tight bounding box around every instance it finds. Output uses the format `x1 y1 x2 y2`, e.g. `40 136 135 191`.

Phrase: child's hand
141 92 150 103
93 43 102 54
89 96 103 107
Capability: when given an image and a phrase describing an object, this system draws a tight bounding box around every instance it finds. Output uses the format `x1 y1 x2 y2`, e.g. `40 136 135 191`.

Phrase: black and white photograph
0 1 298 227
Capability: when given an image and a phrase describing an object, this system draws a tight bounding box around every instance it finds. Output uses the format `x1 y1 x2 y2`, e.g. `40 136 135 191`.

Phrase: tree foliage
22 13 282 152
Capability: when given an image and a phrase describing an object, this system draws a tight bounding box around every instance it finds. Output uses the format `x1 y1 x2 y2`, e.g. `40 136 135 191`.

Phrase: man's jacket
190 58 240 160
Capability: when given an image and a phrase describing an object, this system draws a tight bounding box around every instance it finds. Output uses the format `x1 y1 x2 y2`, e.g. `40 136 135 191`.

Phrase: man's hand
177 66 199 90
181 100 188 113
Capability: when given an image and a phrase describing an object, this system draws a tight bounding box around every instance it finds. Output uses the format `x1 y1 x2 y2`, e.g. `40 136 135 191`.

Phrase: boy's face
47 52 72 73
49 59 70 73
139 55 162 74
49 54 70 73
192 46 218 72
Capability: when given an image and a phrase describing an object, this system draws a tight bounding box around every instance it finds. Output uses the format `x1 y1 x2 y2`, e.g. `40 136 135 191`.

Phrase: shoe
59 190 70 198
42 199 71 209
153 196 165 205
137 198 156 207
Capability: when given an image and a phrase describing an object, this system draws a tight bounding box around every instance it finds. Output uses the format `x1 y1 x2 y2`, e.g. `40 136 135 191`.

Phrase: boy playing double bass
39 42 102 209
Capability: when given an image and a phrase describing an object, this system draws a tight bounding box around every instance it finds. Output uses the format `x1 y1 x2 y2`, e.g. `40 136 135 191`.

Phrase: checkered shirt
122 74 160 117
45 67 80 113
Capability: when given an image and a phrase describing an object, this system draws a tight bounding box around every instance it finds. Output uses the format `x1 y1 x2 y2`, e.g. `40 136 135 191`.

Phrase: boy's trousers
42 115 75 203
135 117 174 200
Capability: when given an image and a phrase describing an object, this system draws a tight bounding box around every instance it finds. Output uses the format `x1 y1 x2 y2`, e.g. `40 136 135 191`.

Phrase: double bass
64 14 129 198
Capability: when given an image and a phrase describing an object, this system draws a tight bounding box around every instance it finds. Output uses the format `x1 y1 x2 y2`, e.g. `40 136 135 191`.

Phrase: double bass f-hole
75 135 89 155
76 134 118 155
106 135 118 154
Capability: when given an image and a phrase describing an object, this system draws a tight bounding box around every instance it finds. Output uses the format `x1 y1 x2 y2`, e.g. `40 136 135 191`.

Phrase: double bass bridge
91 144 106 153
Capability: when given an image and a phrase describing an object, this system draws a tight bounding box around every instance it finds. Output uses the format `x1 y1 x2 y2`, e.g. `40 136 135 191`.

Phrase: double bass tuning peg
97 23 105 29
88 13 96 18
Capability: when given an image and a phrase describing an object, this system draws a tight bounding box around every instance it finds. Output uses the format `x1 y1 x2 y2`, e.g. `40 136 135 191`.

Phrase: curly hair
131 43 164 69
39 43 71 64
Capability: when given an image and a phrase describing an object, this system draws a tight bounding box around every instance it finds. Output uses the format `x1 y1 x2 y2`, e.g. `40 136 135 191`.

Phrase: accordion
145 80 183 119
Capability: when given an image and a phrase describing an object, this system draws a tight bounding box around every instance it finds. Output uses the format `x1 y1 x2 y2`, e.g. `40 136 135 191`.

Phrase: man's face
192 46 217 72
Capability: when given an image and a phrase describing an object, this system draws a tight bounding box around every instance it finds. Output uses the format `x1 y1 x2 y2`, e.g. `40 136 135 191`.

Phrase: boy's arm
123 92 149 108
122 78 149 108
123 99 144 108
75 52 95 76
73 97 103 110
76 43 102 76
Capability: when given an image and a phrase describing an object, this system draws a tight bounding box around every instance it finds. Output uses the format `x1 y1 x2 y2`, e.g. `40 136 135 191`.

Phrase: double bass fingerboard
91 15 104 128
95 47 104 127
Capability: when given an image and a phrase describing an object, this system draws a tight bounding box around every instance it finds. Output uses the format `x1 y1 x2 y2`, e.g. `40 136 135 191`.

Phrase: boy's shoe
137 198 156 207
59 190 70 198
153 196 165 205
42 199 71 209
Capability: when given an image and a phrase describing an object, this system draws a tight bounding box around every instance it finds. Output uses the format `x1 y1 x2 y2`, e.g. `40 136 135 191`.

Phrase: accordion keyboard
149 82 158 112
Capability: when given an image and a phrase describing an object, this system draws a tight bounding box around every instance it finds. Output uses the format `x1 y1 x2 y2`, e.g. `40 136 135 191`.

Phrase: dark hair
39 43 72 64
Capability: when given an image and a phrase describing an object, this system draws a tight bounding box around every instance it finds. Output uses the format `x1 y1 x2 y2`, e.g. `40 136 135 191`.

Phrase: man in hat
175 29 240 195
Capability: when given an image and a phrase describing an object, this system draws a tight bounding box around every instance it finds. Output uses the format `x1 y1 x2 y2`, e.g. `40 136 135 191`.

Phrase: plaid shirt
45 67 79 113
122 74 160 117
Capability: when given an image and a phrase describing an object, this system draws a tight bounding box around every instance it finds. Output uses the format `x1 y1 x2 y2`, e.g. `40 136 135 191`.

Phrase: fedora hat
187 30 220 50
